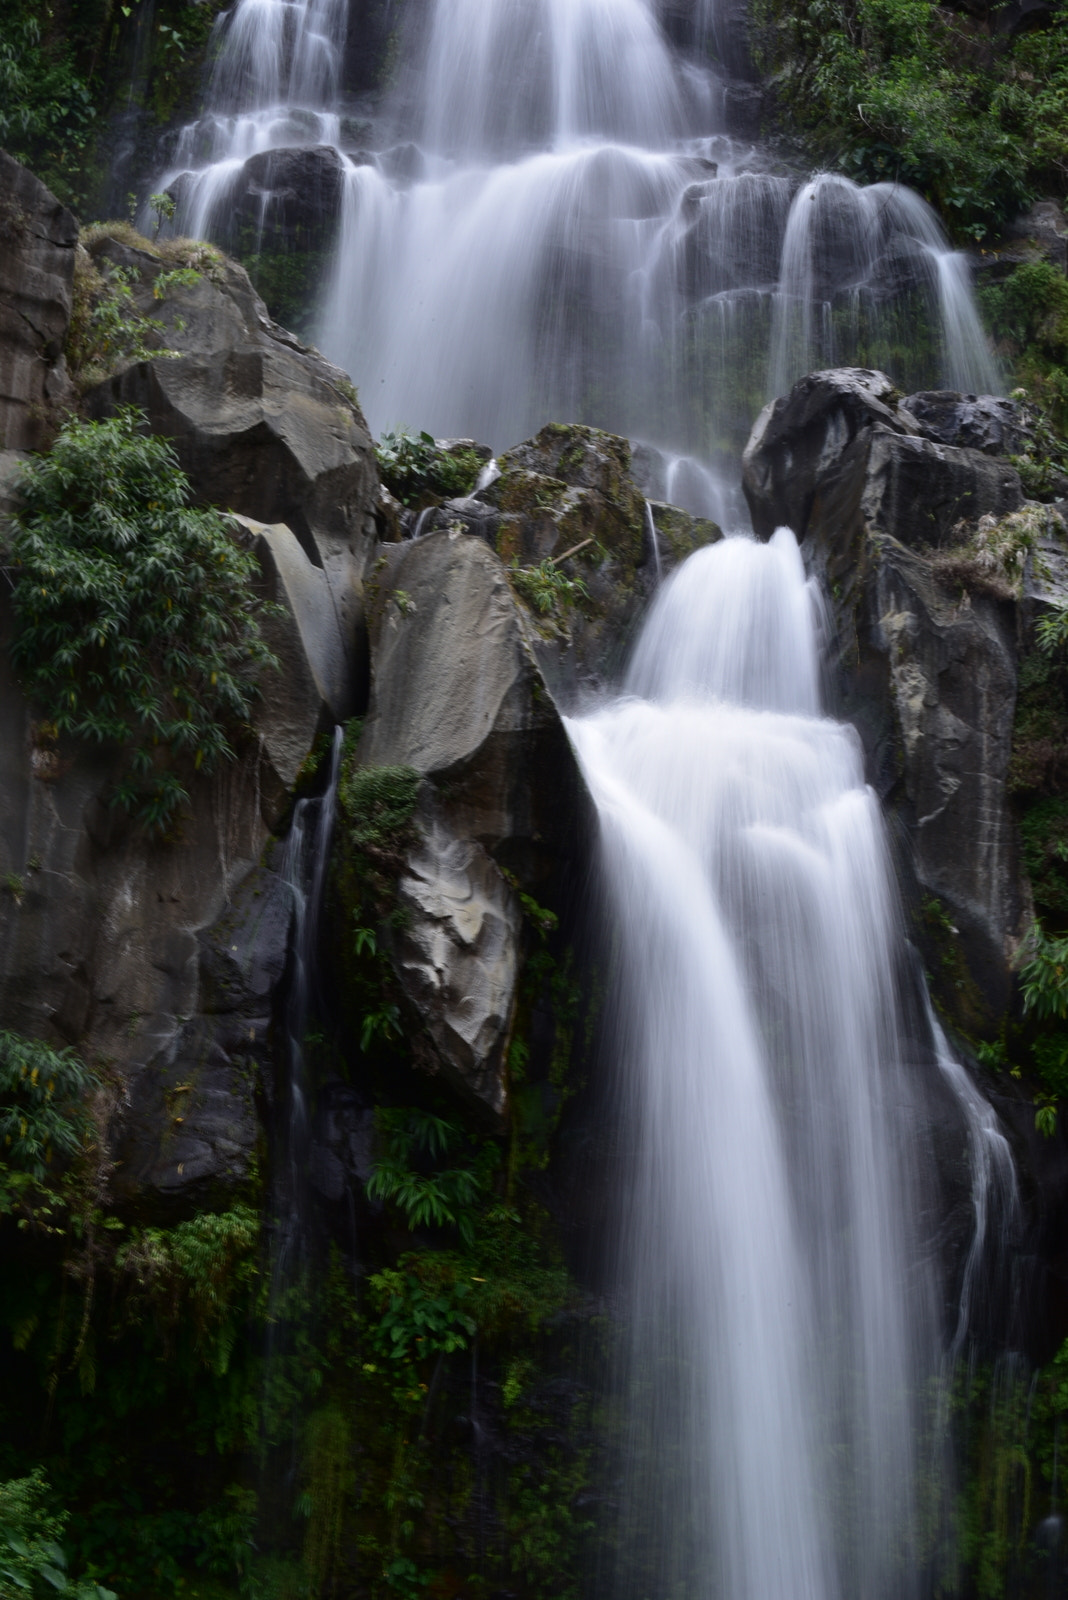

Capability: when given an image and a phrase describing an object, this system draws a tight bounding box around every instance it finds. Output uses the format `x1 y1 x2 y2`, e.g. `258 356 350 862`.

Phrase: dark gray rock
742 367 1030 1026
226 144 345 255
901 391 1033 457
0 153 77 451
480 422 720 697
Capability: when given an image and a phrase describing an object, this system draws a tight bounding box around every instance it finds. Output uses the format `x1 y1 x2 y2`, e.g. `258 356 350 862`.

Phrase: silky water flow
567 532 1017 1600
157 0 1001 515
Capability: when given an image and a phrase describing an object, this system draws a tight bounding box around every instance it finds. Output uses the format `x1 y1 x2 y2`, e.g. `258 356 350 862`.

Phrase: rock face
82 228 379 717
0 200 385 1213
352 529 593 1118
0 154 77 451
743 367 1031 1024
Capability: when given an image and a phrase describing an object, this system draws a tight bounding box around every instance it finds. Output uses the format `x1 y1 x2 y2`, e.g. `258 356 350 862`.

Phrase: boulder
82 228 380 715
474 422 720 697
742 367 1030 1025
351 528 594 1118
218 145 346 257
0 153 77 451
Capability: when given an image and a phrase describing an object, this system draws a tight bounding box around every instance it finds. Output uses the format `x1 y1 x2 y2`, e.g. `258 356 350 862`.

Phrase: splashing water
568 532 1010 1600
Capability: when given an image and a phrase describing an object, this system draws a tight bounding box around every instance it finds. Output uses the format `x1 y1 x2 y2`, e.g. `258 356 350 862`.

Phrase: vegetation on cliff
4 409 278 833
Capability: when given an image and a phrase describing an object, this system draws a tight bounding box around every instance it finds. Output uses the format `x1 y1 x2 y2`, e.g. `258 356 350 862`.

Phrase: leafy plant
6 410 279 834
65 254 171 393
508 557 588 618
374 430 483 508
0 1470 115 1600
1018 923 1068 1023
0 1034 98 1183
366 1110 495 1246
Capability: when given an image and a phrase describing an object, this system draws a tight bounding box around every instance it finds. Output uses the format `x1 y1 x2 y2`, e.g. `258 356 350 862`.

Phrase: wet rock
743 367 1023 568
900 391 1033 457
0 153 77 451
353 529 593 1119
224 144 346 255
0 313 355 1213
742 366 1029 1025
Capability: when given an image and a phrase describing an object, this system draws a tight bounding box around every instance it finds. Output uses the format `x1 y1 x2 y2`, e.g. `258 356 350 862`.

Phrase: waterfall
567 532 1009 1600
155 0 1002 484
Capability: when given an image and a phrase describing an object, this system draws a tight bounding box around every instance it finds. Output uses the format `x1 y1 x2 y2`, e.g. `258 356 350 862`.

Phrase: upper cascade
153 0 1002 516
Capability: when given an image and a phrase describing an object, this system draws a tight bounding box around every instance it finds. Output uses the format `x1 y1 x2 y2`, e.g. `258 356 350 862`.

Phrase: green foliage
339 766 421 855
65 252 171 393
116 1204 261 1372
0 1470 115 1600
374 430 483 508
508 557 589 618
6 410 278 833
0 1034 98 1185
753 0 1068 242
367 1259 475 1363
367 1111 496 1248
1019 922 1068 1022
981 265 1068 435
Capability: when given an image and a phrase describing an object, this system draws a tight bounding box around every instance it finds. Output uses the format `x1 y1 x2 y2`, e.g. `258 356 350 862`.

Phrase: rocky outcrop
743 367 1032 1025
0 190 384 1213
351 529 594 1119
82 228 379 718
0 153 77 451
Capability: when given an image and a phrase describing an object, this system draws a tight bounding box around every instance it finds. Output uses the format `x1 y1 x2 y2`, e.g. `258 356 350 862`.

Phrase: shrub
0 1469 115 1600
374 429 483 507
5 410 278 833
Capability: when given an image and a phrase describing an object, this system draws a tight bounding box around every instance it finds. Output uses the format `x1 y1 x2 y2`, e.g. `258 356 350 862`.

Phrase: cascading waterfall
568 532 1010 1600
157 0 1001 503
150 1 1022 1588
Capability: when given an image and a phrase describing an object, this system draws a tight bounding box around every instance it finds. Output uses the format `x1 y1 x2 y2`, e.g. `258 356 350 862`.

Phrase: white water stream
157 0 1001 502
568 532 1013 1600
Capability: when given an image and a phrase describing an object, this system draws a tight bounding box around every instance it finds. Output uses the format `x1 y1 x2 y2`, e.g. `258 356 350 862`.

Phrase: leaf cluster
0 1034 98 1183
6 410 278 833
0 1471 114 1600
374 429 483 508
366 1110 495 1247
508 557 588 618
753 0 1068 242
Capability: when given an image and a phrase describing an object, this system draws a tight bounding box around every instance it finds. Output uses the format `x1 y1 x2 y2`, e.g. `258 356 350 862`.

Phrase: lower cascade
568 531 1008 1599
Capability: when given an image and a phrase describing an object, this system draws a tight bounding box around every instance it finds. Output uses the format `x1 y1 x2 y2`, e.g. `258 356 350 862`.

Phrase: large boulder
0 153 77 451
82 228 379 716
742 368 1031 1026
429 422 721 698
346 529 594 1119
